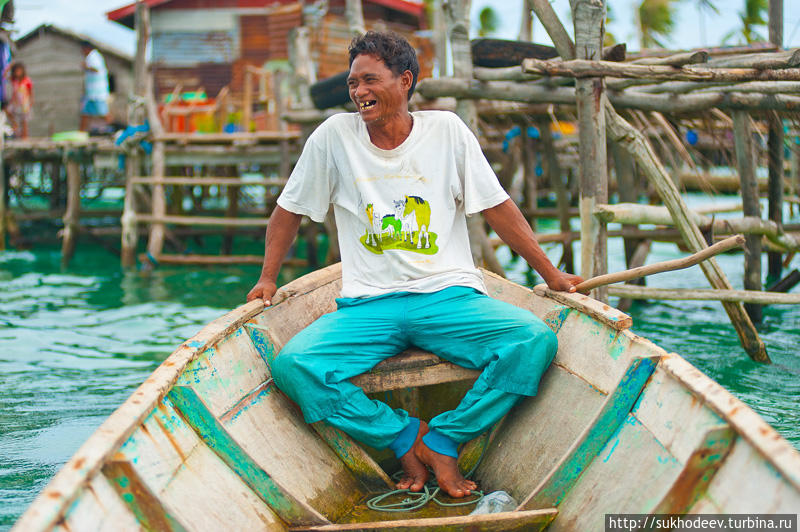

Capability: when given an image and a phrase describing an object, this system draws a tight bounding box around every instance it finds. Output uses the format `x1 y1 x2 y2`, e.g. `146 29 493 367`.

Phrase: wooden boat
14 264 800 531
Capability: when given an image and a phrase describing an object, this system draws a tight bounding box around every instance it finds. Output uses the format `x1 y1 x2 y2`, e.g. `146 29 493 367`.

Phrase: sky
10 0 800 58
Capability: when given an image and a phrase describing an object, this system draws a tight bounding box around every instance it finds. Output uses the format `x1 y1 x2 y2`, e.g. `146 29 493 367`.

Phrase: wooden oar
575 234 745 293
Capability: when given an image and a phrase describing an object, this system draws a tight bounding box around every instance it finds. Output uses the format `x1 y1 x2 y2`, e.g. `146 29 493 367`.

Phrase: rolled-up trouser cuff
422 428 459 458
388 417 419 458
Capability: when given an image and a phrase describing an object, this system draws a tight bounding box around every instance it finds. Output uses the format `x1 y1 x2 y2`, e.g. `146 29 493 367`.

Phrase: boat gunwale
13 261 800 529
13 264 344 532
658 353 800 492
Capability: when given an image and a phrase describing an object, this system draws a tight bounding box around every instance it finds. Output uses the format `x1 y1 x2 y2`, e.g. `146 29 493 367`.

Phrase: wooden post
520 128 537 229
121 152 140 267
444 0 503 276
0 136 5 251
611 139 646 308
50 162 62 211
733 111 763 323
275 70 291 187
345 0 366 37
288 27 315 109
146 105 167 260
519 0 533 42
791 141 800 215
223 168 239 256
539 117 574 273
572 0 608 301
61 159 81 266
432 0 448 76
122 0 150 267
243 68 253 133
767 0 784 281
530 0 769 362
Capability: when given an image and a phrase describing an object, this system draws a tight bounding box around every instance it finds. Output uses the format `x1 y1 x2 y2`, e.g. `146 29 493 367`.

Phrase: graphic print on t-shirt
361 195 438 254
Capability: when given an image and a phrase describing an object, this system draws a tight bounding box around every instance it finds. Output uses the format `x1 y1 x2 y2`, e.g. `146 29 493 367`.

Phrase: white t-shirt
85 49 109 101
278 110 509 298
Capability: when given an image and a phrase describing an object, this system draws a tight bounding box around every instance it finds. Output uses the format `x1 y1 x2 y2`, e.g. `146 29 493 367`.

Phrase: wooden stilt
767 0 784 280
50 162 62 211
611 140 645 298
446 0 504 277
531 0 769 362
274 70 291 186
0 134 6 251
573 0 608 301
767 113 784 280
223 168 239 255
121 151 140 267
521 128 537 230
432 0 448 75
538 117 574 273
792 142 800 217
147 140 167 259
733 111 763 323
243 68 253 133
61 159 81 266
344 0 365 36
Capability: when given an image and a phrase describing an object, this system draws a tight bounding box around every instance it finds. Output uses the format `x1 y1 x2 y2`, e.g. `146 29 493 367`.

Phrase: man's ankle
421 428 458 458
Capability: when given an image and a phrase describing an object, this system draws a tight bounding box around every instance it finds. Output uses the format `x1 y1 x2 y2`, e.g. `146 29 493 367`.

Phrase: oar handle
575 234 745 293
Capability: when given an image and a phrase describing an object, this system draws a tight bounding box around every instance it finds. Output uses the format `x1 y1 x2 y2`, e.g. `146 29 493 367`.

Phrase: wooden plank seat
351 349 481 393
289 507 558 532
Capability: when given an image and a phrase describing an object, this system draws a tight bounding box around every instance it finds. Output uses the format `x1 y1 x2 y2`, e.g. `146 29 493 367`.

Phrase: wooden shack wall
150 0 300 101
149 0 430 102
312 11 434 81
15 31 133 137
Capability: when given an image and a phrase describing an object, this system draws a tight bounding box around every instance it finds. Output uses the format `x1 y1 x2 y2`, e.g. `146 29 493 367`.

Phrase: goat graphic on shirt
361 195 437 254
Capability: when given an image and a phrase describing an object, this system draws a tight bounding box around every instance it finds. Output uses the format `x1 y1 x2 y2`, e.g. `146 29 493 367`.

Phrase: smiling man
247 31 583 498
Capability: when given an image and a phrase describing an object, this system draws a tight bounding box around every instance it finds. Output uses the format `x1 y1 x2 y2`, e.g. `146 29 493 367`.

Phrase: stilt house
13 25 134 137
106 0 434 132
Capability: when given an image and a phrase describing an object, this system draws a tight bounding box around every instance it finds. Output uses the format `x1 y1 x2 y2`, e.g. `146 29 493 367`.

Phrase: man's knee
517 317 558 365
269 346 303 390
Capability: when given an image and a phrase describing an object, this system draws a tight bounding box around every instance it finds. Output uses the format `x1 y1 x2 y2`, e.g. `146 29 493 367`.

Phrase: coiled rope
365 435 490 513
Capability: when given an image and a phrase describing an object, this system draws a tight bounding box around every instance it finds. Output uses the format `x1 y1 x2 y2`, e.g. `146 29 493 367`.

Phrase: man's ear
401 69 413 90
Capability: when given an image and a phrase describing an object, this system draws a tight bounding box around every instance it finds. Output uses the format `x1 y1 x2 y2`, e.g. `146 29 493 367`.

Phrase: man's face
347 54 411 126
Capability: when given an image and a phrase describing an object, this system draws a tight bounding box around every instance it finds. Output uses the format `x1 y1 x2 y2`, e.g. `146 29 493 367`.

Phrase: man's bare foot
415 437 477 498
395 420 429 492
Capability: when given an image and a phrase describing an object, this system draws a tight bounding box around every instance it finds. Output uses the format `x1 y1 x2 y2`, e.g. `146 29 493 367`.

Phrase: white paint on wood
158 439 284 531
633 365 727 464
60 475 140 531
701 439 800 513
550 415 682 531
476 366 605 501
661 354 800 491
552 315 662 394
223 385 365 521
175 327 269 418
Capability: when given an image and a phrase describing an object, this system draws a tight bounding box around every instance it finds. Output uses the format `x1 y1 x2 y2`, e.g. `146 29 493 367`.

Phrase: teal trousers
270 286 557 458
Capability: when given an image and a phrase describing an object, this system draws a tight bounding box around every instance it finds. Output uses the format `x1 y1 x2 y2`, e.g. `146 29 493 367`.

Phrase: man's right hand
246 279 278 305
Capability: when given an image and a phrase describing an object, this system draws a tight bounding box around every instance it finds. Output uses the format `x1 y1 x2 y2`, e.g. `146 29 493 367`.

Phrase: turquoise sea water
2 223 799 528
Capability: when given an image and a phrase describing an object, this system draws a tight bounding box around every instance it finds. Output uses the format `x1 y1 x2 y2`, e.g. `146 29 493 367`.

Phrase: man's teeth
360 101 376 109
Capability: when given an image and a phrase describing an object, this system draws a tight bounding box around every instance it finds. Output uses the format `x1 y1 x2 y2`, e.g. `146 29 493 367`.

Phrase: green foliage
605 3 617 46
723 0 768 44
638 0 679 49
477 6 500 37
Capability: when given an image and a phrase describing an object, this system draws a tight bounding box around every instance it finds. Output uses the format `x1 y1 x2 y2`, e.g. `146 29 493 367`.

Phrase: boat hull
13 264 800 531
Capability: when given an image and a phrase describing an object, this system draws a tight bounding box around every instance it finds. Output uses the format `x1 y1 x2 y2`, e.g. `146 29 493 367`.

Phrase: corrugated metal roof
107 0 424 28
153 30 238 65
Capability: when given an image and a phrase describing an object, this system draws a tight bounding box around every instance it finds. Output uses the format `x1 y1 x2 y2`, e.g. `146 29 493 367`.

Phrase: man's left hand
544 271 585 293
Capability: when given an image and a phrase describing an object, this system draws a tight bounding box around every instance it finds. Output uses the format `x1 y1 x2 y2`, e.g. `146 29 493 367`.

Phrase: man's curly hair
348 31 420 100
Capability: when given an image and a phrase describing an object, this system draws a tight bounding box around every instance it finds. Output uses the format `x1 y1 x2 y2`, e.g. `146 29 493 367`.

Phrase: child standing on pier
6 62 32 139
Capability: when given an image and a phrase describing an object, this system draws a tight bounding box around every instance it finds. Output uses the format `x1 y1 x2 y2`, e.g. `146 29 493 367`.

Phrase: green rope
366 434 491 513
366 482 484 512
